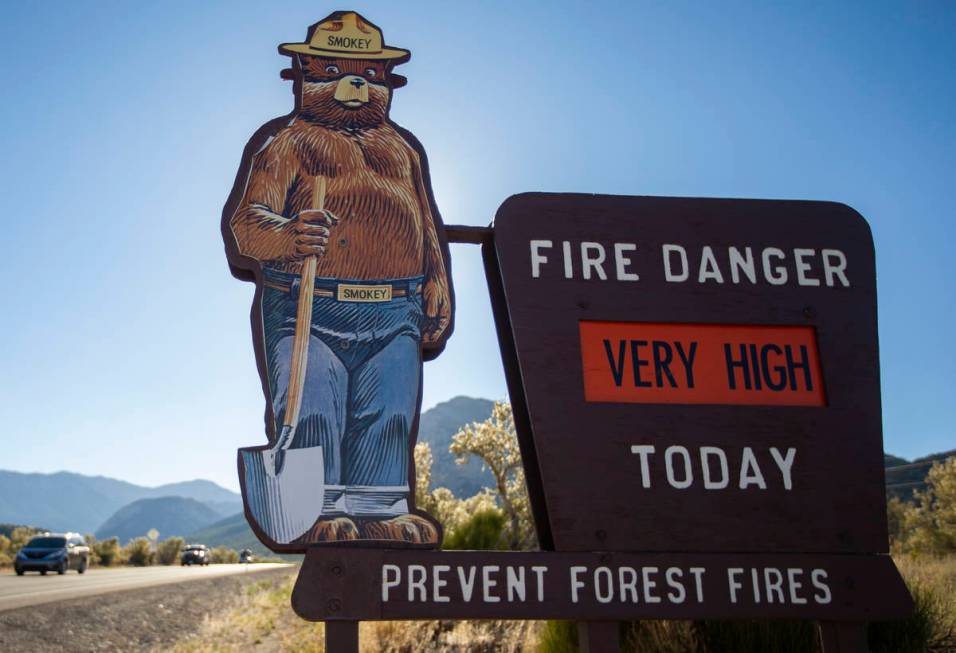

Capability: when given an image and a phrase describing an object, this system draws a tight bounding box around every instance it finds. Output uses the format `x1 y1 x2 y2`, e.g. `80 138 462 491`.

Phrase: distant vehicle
239 549 254 564
15 533 89 576
181 544 209 566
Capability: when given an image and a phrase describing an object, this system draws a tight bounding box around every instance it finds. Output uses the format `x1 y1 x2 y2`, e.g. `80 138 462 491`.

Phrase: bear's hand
290 209 339 259
422 277 451 344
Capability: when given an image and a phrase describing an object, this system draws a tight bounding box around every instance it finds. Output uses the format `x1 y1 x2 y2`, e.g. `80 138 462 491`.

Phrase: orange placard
579 321 826 406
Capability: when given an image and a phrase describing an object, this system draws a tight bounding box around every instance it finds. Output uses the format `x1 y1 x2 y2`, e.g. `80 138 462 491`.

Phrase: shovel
240 177 327 545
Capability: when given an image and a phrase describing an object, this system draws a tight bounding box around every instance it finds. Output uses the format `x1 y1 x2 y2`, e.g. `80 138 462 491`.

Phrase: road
0 563 291 611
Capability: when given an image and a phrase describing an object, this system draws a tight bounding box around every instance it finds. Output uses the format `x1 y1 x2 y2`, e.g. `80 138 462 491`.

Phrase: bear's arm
409 148 449 291
229 143 299 262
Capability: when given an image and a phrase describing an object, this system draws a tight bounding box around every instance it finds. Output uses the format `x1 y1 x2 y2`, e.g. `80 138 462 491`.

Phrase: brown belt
263 280 422 301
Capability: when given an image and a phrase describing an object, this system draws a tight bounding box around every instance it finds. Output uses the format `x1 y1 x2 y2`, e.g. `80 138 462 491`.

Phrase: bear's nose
350 77 365 88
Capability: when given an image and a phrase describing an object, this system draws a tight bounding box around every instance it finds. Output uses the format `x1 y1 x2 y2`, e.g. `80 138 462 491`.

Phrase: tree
124 538 154 566
9 526 41 552
898 457 956 555
449 402 536 550
209 546 239 564
156 537 185 565
887 497 907 549
93 537 121 566
414 442 500 545
0 535 12 567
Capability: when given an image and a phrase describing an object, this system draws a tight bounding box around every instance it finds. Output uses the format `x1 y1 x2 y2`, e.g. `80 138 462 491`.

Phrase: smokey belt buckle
336 283 393 302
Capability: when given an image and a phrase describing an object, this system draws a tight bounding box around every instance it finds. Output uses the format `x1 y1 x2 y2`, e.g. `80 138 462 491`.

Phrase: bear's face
297 55 392 130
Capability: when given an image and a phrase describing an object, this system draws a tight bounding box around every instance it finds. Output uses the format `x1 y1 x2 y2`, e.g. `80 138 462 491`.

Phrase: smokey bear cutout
222 11 454 551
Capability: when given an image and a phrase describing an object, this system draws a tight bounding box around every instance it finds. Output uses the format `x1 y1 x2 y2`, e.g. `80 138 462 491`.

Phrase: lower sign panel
292 549 910 622
580 321 826 406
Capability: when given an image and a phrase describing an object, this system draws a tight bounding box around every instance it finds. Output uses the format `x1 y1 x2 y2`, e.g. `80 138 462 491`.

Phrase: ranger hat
279 11 410 62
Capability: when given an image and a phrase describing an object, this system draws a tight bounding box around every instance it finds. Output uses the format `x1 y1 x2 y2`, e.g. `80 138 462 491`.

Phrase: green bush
209 546 239 564
93 537 121 566
538 620 579 653
442 508 506 550
123 537 154 566
156 537 185 565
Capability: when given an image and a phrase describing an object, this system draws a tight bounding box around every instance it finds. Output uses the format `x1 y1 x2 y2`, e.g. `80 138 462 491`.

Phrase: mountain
417 396 496 498
885 449 956 501
0 523 45 538
143 479 240 506
186 512 297 559
0 470 242 534
95 497 223 543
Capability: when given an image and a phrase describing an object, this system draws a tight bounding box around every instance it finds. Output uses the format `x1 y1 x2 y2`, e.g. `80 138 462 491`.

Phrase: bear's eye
324 64 340 75
364 67 377 78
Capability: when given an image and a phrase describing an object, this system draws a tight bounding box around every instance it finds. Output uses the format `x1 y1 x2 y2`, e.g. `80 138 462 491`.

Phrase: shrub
82 534 96 565
209 546 239 564
896 457 956 555
93 537 120 566
868 583 940 652
0 535 11 567
0 528 43 568
538 620 579 653
124 537 154 566
443 508 506 551
869 558 956 652
9 526 41 552
694 620 817 653
450 402 537 550
623 621 697 652
540 619 815 653
156 536 185 565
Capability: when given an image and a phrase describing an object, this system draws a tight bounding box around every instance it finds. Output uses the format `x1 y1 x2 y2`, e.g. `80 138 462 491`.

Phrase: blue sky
0 1 953 490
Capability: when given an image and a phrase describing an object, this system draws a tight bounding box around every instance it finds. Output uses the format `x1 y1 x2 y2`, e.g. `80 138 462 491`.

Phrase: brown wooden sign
491 193 891 556
292 549 910 622
287 196 912 651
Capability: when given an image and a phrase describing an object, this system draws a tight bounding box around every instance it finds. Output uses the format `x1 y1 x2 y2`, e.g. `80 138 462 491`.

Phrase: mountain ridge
0 470 241 534
95 496 224 544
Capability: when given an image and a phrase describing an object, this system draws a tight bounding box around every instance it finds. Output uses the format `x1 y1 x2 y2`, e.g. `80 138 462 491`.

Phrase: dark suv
181 544 209 566
15 533 90 575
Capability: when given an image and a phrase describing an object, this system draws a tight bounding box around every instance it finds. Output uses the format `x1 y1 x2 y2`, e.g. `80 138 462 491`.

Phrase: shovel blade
240 445 324 545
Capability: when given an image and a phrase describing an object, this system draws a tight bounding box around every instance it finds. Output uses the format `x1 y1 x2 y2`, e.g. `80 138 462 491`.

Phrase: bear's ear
389 73 407 88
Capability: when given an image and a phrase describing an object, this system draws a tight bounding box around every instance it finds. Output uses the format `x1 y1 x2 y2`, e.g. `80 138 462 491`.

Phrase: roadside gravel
0 566 295 653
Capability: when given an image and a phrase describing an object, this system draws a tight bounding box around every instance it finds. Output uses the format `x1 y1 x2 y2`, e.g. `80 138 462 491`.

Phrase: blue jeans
261 268 425 517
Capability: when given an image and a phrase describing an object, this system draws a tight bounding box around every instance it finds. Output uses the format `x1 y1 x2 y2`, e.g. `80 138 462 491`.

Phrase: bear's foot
296 516 360 544
361 514 439 545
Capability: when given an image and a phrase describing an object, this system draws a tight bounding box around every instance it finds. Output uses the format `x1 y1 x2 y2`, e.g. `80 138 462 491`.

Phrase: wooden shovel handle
283 177 326 429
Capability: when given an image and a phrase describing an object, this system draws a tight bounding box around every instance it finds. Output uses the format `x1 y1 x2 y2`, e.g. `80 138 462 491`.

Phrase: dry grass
895 553 956 600
362 619 538 653
884 554 956 652
158 573 324 653
160 572 539 653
